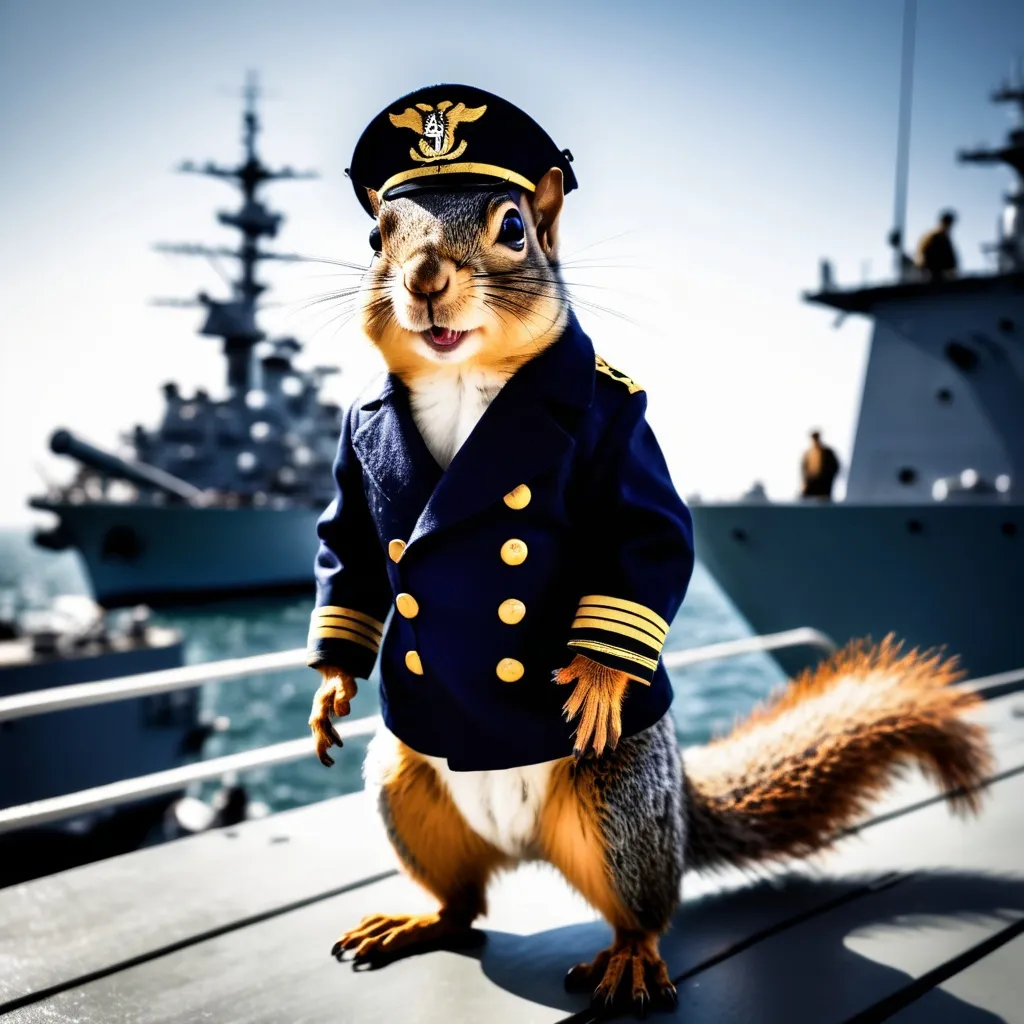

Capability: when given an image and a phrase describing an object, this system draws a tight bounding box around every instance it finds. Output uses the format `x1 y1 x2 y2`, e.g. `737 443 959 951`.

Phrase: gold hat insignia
389 101 488 164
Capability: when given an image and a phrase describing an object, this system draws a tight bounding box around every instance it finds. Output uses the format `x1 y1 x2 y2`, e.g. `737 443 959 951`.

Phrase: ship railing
0 627 841 835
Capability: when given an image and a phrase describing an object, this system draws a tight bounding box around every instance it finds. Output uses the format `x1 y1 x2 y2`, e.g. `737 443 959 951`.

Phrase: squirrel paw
555 655 630 760
330 912 473 963
308 669 358 767
564 933 677 1017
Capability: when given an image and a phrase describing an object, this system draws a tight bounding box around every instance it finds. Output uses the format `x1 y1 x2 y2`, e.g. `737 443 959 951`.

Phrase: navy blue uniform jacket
308 315 694 771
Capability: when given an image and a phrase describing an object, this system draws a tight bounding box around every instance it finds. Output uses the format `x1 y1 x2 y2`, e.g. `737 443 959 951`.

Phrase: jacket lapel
351 376 442 531
408 314 596 547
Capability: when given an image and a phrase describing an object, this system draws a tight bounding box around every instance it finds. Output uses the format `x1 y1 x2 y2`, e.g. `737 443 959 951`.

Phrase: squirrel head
358 167 567 383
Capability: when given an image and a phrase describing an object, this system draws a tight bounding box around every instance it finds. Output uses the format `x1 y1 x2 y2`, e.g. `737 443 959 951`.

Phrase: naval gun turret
49 430 204 504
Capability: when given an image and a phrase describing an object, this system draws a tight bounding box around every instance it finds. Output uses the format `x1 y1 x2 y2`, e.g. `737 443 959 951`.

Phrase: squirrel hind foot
330 910 479 965
565 932 677 1017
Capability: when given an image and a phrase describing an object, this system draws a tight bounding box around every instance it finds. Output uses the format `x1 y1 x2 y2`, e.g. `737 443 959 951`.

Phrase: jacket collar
352 312 595 545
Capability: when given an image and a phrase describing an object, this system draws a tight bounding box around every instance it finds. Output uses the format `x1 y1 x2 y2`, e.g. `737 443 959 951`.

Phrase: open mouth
424 326 465 350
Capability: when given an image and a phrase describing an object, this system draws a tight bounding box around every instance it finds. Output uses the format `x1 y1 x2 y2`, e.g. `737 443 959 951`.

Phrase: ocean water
0 529 787 813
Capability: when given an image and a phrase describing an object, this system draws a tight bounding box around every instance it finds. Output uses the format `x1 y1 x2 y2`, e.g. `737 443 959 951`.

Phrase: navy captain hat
347 84 578 218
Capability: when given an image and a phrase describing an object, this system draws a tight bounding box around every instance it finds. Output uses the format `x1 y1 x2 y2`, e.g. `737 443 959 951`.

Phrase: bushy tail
683 637 994 873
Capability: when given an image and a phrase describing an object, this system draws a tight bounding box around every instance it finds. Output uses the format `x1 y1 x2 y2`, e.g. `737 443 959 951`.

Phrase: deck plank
0 788 396 1011
663 770 1024 1023
1 694 1021 1021
884 931 1024 1023
6 771 1021 1024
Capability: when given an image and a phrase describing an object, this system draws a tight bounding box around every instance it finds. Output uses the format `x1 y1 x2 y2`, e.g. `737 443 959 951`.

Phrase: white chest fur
364 726 556 858
423 755 556 857
408 365 507 469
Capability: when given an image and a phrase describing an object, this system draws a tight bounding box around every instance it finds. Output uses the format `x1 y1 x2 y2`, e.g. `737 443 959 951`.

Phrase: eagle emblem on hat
389 101 488 163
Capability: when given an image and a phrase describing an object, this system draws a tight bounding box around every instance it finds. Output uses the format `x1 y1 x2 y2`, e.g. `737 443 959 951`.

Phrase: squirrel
306 86 994 1017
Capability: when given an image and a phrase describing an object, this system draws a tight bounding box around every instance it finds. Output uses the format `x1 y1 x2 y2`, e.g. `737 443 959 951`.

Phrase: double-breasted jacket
308 316 694 770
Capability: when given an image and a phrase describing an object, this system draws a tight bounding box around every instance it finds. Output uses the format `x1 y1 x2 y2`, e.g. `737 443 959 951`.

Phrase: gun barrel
50 429 203 504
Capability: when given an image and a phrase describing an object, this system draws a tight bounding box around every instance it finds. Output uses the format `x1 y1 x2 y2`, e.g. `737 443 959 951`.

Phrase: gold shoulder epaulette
595 355 643 395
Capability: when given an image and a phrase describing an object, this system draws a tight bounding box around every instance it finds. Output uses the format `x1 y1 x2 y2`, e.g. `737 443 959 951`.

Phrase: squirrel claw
564 963 594 993
310 670 357 768
657 983 678 1011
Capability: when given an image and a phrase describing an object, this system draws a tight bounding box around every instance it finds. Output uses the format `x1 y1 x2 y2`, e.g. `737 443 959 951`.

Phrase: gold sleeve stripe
312 607 385 632
567 639 658 673
315 614 382 642
307 626 380 653
571 617 664 652
578 596 669 634
572 605 667 643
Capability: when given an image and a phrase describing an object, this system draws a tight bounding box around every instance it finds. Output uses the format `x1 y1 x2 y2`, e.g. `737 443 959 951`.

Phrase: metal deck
1 688 1022 1024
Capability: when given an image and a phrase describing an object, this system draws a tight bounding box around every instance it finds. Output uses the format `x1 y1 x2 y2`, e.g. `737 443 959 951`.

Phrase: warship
30 77 339 607
692 70 1024 679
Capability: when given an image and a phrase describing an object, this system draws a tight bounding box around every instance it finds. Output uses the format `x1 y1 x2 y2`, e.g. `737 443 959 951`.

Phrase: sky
1 0 1023 526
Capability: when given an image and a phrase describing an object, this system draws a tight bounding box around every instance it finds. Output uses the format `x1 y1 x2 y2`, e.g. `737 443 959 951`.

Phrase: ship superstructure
691 73 1024 678
31 77 337 605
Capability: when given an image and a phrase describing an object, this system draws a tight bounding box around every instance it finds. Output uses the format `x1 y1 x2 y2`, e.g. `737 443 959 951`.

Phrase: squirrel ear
530 168 564 259
366 188 381 217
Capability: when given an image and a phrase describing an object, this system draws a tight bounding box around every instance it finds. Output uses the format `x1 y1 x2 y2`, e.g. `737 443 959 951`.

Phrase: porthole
945 341 978 373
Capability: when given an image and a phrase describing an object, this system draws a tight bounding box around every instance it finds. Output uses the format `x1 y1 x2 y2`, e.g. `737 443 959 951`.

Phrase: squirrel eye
369 224 382 252
496 209 525 251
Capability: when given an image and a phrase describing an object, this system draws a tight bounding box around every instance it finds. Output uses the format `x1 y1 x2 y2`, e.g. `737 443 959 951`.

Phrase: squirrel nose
403 255 453 300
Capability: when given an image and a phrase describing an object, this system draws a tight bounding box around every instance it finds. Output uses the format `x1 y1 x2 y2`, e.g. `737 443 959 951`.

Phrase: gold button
396 593 419 619
498 598 526 625
500 538 528 566
496 658 525 683
405 650 423 675
503 484 532 510
388 539 406 563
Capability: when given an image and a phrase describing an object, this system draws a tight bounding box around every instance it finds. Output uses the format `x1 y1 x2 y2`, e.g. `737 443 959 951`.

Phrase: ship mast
888 0 917 279
958 65 1024 272
155 73 318 394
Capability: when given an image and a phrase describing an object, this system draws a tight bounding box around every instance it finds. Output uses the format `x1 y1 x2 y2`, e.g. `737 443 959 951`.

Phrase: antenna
889 0 917 278
154 76 319 394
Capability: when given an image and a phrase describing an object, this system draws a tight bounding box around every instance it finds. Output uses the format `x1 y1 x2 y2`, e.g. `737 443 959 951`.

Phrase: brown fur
309 668 357 767
373 740 511 914
539 756 640 930
683 636 993 872
539 754 679 1009
555 654 634 759
351 735 676 1007
333 739 511 959
358 169 568 391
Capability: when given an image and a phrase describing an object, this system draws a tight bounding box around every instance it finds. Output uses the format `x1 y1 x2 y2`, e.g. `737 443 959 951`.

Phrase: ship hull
691 502 1024 679
31 502 321 607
